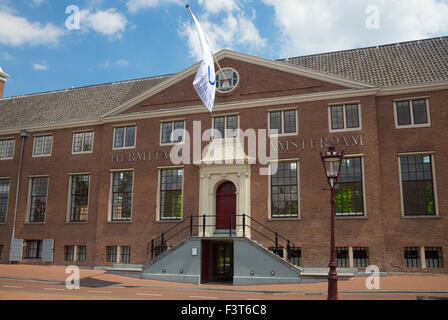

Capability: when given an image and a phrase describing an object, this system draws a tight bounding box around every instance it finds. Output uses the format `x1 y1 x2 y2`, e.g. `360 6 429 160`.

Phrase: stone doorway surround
195 138 254 237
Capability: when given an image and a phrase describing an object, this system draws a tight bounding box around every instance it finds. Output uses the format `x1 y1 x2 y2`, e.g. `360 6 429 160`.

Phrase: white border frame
267 158 301 220
0 137 15 160
112 124 137 151
156 166 185 222
328 103 362 133
159 119 186 146
397 152 439 218
211 113 240 140
393 98 431 129
66 173 91 223
32 134 53 158
216 67 240 94
107 169 135 223
0 177 11 224
267 108 299 138
71 131 94 155
25 175 49 224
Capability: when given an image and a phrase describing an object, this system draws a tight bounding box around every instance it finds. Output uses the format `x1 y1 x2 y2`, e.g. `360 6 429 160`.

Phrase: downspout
11 129 29 241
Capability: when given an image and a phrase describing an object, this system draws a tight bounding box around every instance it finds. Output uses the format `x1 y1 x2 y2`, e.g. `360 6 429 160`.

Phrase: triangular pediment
102 49 374 117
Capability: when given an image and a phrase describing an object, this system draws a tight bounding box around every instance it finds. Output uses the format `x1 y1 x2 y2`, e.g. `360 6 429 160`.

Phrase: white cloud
0 10 65 46
30 0 46 6
0 52 13 60
261 0 448 57
80 9 128 39
101 59 130 69
126 0 183 14
179 0 266 60
33 63 49 71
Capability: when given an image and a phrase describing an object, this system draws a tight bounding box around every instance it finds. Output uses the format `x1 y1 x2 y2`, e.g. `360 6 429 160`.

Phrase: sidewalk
0 264 447 298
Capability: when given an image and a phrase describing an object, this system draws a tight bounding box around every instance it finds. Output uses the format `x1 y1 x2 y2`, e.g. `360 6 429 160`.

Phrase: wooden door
215 182 236 230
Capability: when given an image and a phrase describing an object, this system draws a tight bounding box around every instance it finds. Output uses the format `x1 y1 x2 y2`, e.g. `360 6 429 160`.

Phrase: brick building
0 37 447 283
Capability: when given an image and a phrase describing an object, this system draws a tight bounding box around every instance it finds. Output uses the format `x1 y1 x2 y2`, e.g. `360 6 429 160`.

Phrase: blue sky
1 0 448 98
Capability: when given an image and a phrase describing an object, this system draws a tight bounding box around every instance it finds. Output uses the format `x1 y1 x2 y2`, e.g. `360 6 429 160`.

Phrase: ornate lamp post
320 145 344 300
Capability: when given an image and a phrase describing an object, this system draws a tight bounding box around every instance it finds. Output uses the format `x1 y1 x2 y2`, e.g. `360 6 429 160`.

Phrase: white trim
159 120 186 146
0 178 11 224
26 176 49 224
216 67 240 94
0 138 15 160
328 103 362 133
71 131 94 155
211 114 240 140
108 170 134 222
397 153 439 218
66 174 91 223
32 135 53 158
267 159 301 220
156 167 184 222
393 98 431 129
112 125 137 151
267 109 299 138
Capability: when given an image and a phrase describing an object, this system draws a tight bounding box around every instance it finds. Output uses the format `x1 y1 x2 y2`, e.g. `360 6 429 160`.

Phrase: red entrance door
215 182 236 231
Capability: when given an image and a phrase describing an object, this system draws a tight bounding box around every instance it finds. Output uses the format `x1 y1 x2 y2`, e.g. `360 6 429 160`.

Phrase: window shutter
9 239 23 262
42 239 54 262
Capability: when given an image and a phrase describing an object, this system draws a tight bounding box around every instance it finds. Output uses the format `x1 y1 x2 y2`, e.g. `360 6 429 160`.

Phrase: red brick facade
0 55 447 274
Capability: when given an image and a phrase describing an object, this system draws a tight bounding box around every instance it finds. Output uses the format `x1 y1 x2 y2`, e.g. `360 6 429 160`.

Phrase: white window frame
112 125 137 150
66 173 91 223
26 175 49 224
328 103 362 133
0 177 10 224
393 98 431 129
267 108 298 137
267 158 301 220
156 166 184 222
397 152 439 218
72 131 94 154
216 67 240 94
335 155 368 219
32 135 53 158
159 120 186 146
0 138 15 160
211 114 240 140
107 169 134 222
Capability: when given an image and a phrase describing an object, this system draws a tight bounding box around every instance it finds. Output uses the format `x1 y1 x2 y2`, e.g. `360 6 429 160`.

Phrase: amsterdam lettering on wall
110 135 363 164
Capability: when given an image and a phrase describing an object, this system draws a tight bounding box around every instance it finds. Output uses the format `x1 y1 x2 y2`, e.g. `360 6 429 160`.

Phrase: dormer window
216 67 239 93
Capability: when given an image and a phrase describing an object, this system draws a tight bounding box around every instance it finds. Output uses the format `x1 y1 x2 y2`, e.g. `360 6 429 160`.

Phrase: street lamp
320 145 344 300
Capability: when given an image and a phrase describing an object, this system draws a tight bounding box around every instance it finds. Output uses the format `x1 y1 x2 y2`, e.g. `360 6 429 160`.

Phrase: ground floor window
425 247 443 268
336 247 349 267
24 240 42 259
0 245 3 260
159 168 183 220
353 247 369 267
77 246 86 262
335 157 364 216
270 161 299 218
404 247 421 268
106 246 117 263
121 246 131 263
287 248 302 267
64 246 75 262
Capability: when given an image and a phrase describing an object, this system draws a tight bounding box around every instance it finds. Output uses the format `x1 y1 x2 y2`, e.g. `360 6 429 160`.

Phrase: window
77 246 86 262
336 247 350 267
395 99 430 128
33 135 53 157
106 246 117 263
29 177 48 223
400 155 436 216
64 246 75 262
353 247 369 267
288 248 302 267
329 104 361 131
161 121 185 145
111 172 133 221
270 161 299 218
213 115 238 139
269 110 297 136
25 240 42 259
0 138 15 159
121 246 131 263
159 169 183 220
425 248 443 268
72 131 93 153
216 67 239 93
404 247 421 267
335 157 364 216
0 179 10 223
113 125 136 149
0 245 3 260
69 175 90 222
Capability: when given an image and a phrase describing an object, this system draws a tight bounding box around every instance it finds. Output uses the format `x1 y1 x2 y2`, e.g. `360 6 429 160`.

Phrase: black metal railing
146 214 299 264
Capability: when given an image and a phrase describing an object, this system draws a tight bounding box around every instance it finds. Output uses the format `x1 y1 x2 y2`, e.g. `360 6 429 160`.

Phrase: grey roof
0 75 170 130
1 36 448 131
279 36 448 87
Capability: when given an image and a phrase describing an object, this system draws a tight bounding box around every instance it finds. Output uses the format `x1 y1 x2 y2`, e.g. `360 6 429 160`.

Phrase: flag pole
186 4 225 77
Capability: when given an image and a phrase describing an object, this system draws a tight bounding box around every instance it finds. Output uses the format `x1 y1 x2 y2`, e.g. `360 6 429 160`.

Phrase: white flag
190 9 216 112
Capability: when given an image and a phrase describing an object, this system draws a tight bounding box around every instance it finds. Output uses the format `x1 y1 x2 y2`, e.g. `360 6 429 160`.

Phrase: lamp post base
327 268 338 300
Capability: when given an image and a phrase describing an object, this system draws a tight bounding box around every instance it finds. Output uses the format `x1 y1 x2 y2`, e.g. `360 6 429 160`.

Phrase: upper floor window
399 154 437 217
268 110 297 136
213 115 238 139
0 138 15 159
329 104 361 131
394 99 430 128
28 177 48 223
216 67 239 93
161 121 185 145
110 171 133 221
33 135 53 157
113 125 136 149
72 131 93 154
335 157 365 217
0 179 10 223
270 161 299 218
